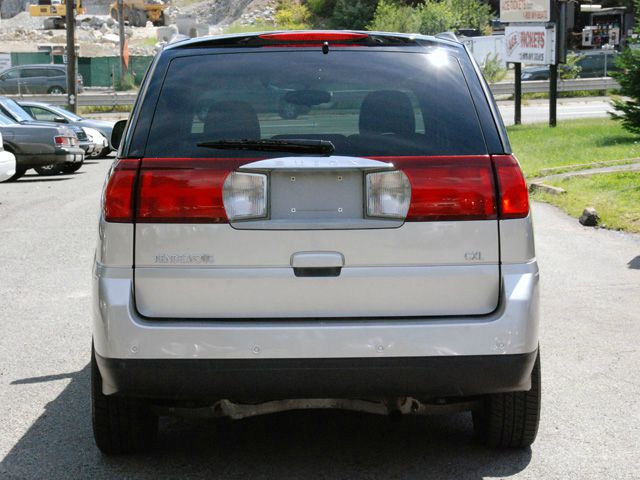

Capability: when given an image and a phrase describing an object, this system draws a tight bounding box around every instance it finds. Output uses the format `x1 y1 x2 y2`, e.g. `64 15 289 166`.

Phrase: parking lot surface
1 159 639 479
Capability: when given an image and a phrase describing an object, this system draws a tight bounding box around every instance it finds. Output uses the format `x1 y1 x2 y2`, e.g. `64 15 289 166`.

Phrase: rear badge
464 251 483 261
154 254 215 265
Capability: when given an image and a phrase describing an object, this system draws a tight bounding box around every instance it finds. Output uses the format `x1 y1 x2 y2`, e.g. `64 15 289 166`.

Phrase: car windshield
2 98 35 122
0 113 16 125
145 49 487 158
47 104 82 122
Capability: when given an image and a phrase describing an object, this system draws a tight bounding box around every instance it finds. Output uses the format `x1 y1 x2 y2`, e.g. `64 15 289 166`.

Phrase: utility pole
65 0 77 113
514 62 522 125
118 0 127 84
550 0 568 127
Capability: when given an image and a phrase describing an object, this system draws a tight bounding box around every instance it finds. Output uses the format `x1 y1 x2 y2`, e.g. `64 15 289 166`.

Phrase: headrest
203 101 261 140
359 90 416 136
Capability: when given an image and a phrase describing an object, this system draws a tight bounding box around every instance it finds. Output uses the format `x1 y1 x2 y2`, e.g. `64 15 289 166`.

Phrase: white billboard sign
500 0 551 23
505 25 555 65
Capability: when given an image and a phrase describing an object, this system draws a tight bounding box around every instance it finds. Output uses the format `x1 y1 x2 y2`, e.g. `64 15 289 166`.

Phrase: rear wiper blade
197 139 335 155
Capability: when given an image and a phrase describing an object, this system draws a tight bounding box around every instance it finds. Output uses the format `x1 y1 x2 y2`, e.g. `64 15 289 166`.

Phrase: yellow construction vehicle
109 0 167 27
28 0 86 29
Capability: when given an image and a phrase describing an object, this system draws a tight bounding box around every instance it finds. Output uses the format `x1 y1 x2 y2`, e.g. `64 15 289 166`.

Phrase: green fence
9 53 154 88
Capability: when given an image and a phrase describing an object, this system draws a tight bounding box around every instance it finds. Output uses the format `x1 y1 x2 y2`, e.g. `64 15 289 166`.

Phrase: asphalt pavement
0 159 639 479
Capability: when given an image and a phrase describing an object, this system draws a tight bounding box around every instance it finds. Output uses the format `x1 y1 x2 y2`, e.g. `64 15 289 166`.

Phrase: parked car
0 64 83 94
83 126 109 158
0 96 92 170
0 113 83 180
93 31 540 454
0 132 16 182
19 101 114 157
522 50 620 80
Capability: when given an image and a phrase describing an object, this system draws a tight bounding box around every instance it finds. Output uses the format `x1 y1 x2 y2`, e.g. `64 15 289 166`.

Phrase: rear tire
91 344 158 454
472 350 541 448
6 166 26 181
48 86 65 94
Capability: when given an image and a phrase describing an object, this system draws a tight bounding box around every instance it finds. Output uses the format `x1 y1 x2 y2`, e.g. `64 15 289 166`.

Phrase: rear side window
145 50 487 158
21 68 51 78
46 68 65 77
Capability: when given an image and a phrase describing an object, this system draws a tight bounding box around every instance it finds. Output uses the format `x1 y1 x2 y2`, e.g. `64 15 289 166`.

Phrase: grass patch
508 118 640 178
533 172 640 233
79 104 133 114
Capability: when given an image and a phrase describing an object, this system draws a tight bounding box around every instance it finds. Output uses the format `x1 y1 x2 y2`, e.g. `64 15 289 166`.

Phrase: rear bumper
93 261 539 360
96 350 538 400
19 148 84 168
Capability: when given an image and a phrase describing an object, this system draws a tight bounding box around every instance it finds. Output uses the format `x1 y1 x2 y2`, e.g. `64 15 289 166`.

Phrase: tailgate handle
291 252 344 277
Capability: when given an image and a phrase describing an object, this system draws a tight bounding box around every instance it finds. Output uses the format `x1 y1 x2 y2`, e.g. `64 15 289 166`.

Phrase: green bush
481 53 506 83
275 0 311 30
367 1 421 33
114 72 136 91
306 0 337 17
559 52 583 80
368 0 494 36
418 0 458 35
330 0 378 30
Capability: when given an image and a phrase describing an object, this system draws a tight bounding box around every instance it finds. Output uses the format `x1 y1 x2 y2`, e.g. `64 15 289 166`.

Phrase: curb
528 182 566 195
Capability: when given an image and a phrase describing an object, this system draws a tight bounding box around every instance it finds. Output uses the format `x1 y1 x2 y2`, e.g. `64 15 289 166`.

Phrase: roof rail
435 32 459 43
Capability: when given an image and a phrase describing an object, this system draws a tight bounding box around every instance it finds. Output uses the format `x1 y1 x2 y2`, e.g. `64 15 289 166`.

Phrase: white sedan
0 132 16 182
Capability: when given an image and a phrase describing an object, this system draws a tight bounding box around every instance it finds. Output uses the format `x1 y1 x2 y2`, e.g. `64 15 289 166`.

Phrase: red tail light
259 32 368 42
373 156 498 221
101 155 528 224
54 136 76 147
492 155 529 219
103 158 140 222
135 158 248 223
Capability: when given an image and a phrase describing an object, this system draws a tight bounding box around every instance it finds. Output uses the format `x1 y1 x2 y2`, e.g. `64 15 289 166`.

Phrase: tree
610 0 640 135
330 0 378 29
367 0 494 36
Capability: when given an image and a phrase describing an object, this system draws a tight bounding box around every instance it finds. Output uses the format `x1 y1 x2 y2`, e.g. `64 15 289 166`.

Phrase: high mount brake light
258 32 369 42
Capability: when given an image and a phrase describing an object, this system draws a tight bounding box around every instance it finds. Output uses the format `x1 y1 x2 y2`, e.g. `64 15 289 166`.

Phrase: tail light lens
366 170 411 219
492 155 529 219
223 172 267 221
101 155 528 224
103 158 140 222
378 156 498 222
54 136 77 147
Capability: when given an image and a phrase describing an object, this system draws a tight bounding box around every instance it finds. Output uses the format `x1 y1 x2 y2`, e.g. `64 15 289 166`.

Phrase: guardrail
6 77 620 107
7 92 138 107
489 77 620 96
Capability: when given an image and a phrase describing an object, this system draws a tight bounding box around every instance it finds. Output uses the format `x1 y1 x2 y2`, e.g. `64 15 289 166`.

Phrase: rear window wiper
197 139 335 155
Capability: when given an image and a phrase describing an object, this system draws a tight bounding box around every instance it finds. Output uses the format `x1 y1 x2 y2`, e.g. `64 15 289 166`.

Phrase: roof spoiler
435 32 459 43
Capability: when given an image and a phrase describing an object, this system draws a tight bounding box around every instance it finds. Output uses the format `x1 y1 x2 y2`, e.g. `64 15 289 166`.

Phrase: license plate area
271 170 363 222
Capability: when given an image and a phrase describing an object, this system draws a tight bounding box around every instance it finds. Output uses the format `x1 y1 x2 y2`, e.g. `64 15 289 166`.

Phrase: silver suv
93 31 540 454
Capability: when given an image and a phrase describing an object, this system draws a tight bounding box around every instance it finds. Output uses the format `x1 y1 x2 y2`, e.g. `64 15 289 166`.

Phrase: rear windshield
145 50 487 158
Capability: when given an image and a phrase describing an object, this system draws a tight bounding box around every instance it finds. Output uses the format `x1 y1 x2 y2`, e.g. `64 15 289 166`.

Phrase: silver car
93 31 540 454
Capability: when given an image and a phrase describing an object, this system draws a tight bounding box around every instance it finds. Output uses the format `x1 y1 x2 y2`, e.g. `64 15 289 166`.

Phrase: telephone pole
118 0 127 84
65 0 77 113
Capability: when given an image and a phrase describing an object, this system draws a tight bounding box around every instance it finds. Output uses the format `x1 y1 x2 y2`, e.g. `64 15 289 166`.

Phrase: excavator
109 0 167 27
28 0 86 29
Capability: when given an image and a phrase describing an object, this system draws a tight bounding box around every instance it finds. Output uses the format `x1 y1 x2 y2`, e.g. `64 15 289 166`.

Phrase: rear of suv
93 31 540 454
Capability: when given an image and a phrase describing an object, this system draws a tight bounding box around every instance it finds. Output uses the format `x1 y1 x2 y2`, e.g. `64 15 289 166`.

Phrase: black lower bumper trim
96 351 538 402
